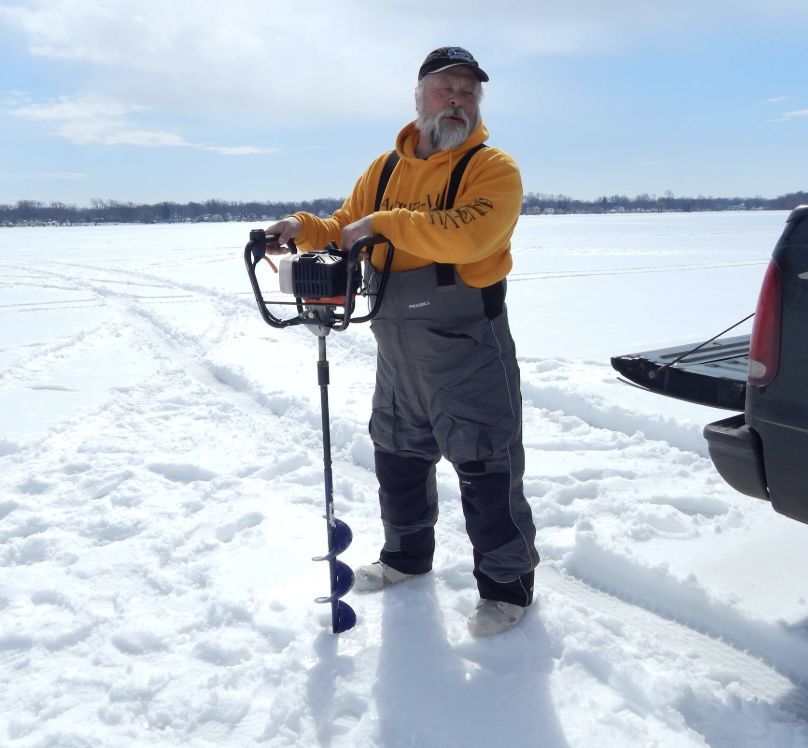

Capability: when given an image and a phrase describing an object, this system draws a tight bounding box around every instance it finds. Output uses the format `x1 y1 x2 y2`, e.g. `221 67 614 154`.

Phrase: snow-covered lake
2 212 807 747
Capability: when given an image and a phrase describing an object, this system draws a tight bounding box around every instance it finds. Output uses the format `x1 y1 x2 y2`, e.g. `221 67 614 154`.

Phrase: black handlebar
243 230 394 331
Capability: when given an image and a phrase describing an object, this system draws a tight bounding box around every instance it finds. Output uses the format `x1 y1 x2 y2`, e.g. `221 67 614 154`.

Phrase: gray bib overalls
369 265 539 605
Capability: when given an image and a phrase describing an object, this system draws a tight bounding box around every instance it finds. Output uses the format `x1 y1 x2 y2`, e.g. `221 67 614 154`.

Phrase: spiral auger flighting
310 333 356 632
243 229 394 633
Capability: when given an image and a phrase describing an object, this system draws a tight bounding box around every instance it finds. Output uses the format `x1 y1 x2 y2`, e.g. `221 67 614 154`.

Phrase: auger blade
314 559 355 603
311 518 353 561
333 600 356 633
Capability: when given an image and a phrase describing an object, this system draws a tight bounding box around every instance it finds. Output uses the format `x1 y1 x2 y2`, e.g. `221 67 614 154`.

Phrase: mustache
439 106 470 126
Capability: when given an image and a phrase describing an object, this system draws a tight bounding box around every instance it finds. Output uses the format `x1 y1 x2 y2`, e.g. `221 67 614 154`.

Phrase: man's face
420 67 480 122
415 67 481 151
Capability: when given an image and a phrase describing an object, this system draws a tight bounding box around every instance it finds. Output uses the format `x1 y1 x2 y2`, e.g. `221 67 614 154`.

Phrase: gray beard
415 106 476 151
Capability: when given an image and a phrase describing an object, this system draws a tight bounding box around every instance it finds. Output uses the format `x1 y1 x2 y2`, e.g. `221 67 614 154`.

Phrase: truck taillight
748 260 782 387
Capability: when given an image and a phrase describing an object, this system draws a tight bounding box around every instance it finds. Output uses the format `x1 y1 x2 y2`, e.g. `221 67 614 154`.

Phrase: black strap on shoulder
374 151 400 212
435 143 488 287
441 142 487 211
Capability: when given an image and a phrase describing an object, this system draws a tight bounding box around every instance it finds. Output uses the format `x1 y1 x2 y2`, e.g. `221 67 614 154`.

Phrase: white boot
467 599 527 637
353 561 419 592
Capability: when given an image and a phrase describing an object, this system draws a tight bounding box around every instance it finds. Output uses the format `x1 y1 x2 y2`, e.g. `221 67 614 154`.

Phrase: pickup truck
611 205 808 525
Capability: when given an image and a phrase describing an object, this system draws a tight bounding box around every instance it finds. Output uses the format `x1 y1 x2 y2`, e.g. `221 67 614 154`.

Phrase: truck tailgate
611 335 749 411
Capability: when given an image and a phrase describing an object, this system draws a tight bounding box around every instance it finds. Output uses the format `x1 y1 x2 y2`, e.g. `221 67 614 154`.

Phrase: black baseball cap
418 47 489 82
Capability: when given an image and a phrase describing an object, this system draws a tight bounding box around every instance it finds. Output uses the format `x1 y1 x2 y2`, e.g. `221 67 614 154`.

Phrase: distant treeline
0 198 345 226
2 191 807 226
521 190 808 215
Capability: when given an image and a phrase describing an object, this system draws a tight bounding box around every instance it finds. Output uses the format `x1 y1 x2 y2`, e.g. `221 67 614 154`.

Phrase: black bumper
703 414 769 501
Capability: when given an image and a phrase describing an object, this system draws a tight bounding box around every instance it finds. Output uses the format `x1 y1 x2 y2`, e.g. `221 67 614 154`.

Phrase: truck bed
610 335 750 411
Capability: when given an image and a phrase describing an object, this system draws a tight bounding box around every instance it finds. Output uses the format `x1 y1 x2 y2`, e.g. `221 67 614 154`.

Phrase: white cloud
2 0 808 165
774 109 808 123
4 0 807 122
0 1 417 119
8 93 280 154
10 94 146 143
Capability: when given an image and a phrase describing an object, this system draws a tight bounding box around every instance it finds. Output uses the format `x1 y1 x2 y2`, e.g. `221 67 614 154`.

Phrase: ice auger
244 229 394 633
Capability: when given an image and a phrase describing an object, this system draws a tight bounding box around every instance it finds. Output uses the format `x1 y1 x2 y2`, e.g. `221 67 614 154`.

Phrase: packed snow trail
1 218 807 747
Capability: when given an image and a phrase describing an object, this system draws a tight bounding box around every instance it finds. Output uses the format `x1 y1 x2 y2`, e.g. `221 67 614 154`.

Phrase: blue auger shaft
317 335 354 633
317 337 336 631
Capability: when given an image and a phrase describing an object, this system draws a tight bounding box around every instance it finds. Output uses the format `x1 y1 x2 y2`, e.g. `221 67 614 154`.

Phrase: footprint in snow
43 623 96 651
648 494 730 519
111 630 167 655
2 536 53 565
85 518 144 544
250 452 311 480
0 500 19 520
215 512 264 543
31 589 75 610
0 438 20 457
147 462 218 483
61 462 93 475
0 633 34 652
206 601 254 628
194 639 251 666
17 477 52 495
328 693 368 734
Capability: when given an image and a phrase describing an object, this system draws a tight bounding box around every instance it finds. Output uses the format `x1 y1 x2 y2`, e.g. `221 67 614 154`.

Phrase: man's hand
341 215 374 252
264 216 301 254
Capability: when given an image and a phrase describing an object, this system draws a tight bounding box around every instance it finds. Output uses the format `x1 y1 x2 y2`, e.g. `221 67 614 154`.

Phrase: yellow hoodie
292 119 522 288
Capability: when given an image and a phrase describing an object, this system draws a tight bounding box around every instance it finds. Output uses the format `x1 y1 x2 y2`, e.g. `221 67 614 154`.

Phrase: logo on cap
445 47 474 62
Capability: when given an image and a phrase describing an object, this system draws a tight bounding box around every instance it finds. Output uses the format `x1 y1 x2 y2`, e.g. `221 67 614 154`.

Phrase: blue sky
1 0 806 206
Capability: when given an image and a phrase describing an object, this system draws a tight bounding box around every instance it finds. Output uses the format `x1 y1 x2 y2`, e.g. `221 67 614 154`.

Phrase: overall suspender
435 142 487 287
373 143 501 316
442 143 488 209
373 143 488 216
374 151 400 212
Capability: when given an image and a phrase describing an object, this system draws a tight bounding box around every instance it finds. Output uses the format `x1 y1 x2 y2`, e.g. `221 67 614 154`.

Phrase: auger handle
243 231 302 328
329 234 394 331
243 230 394 331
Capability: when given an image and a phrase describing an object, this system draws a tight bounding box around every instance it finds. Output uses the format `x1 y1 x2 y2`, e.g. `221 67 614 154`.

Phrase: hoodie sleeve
370 147 522 265
291 154 388 251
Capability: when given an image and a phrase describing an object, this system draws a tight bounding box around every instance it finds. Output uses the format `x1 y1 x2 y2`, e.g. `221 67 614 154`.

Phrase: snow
1 212 807 747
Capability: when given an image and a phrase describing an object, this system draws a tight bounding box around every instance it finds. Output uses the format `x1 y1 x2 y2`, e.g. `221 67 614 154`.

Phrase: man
266 47 539 637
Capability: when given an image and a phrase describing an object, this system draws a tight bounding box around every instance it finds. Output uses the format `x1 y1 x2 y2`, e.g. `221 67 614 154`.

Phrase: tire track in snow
554 539 808 689
7 258 377 478
58 259 379 496
521 360 711 457
518 377 808 734
538 565 808 740
516 357 808 726
0 322 117 384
